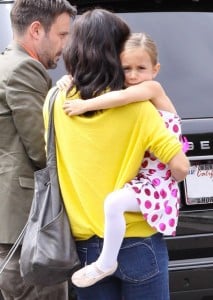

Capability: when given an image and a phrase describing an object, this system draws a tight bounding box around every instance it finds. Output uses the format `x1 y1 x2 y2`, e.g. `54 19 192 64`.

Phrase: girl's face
120 47 160 87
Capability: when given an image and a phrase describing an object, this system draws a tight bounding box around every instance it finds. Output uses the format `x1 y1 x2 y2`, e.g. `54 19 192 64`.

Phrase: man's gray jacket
0 42 52 243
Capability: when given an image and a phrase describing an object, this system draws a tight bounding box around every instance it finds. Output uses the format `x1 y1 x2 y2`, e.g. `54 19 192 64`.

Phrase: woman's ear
152 62 161 79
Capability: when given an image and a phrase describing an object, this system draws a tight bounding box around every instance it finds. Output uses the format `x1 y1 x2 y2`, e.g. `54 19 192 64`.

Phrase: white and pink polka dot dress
125 110 181 236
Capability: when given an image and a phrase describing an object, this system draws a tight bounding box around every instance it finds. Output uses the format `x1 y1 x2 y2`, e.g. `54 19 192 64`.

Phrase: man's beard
47 60 57 69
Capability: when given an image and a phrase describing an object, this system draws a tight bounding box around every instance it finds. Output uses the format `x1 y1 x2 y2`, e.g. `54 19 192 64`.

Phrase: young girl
61 32 187 288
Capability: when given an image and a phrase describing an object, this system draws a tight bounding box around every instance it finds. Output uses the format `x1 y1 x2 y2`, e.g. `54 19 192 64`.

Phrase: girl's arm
168 150 190 182
63 80 177 116
56 75 72 91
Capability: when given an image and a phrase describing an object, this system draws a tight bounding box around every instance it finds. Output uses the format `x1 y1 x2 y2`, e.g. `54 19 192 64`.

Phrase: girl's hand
63 99 87 116
56 75 72 91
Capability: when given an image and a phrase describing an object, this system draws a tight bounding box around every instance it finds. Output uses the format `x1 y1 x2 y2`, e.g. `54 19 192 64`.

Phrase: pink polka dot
150 156 157 161
159 223 166 231
172 231 176 236
171 189 178 197
157 162 166 170
160 189 167 198
151 214 159 222
144 151 150 158
132 186 141 194
152 178 161 186
164 170 171 180
165 122 169 128
173 124 179 133
154 191 160 199
137 198 141 205
169 218 175 227
165 206 172 214
155 202 160 210
142 160 148 168
168 182 173 190
145 200 152 209
144 188 151 196
148 169 156 175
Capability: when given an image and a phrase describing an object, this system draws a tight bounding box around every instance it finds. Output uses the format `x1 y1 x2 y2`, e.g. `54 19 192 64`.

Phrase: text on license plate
184 162 213 205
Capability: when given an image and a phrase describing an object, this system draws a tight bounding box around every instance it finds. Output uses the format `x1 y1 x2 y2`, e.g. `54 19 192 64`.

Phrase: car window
0 3 13 53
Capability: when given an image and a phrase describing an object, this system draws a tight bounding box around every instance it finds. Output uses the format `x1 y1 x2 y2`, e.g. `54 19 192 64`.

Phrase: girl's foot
71 261 118 288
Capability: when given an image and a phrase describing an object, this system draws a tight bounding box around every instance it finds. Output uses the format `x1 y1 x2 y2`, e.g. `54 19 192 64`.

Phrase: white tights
96 188 139 271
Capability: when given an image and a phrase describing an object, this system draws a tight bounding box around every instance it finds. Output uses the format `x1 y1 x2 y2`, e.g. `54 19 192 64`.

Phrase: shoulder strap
0 223 28 274
46 87 59 166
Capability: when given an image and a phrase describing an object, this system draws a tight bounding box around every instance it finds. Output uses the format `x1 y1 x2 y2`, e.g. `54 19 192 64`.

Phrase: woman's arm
63 80 177 116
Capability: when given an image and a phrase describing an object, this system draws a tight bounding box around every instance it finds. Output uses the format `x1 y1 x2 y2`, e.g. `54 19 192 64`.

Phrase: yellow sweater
43 88 182 240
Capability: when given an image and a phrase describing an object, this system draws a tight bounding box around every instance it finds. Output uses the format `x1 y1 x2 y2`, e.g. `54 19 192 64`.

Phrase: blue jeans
73 233 170 300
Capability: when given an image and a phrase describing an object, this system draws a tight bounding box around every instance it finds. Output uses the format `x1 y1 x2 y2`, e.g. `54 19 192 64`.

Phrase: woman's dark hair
63 9 130 99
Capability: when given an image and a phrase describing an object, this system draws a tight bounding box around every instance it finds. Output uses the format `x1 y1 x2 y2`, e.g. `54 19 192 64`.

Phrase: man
0 0 76 299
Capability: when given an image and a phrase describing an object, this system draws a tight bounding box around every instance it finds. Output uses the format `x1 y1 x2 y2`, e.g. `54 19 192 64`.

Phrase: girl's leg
74 236 122 300
97 188 139 271
71 188 139 288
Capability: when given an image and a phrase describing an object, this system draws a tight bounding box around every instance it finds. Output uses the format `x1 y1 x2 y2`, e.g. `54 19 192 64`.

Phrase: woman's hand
63 100 87 116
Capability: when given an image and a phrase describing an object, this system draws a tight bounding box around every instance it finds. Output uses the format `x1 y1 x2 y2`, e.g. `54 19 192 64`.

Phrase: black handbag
19 87 80 286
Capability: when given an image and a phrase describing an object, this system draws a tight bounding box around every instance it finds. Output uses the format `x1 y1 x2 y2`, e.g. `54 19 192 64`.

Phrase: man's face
38 13 71 69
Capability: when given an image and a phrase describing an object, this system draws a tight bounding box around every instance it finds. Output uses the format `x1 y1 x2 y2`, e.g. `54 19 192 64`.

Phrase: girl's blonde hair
123 32 158 65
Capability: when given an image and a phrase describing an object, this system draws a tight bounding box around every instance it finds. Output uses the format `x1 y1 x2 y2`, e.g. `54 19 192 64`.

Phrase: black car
1 0 213 299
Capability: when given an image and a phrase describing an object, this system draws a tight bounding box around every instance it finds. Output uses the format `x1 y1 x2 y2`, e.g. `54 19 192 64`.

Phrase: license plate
184 160 213 205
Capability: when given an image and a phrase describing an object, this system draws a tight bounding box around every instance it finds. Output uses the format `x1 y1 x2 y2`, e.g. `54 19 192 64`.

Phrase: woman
62 32 187 289
43 9 189 300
